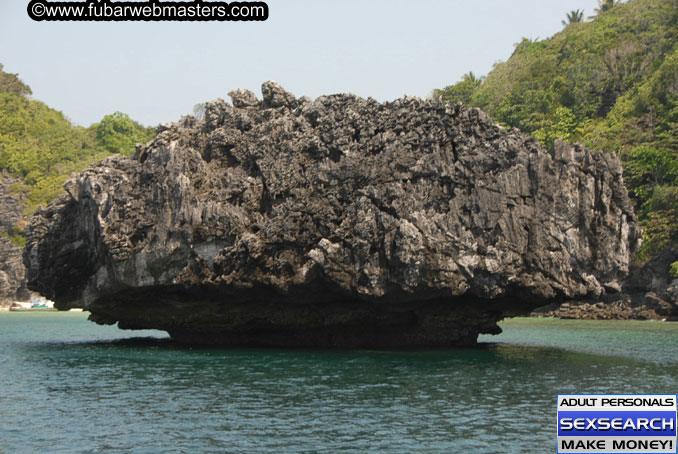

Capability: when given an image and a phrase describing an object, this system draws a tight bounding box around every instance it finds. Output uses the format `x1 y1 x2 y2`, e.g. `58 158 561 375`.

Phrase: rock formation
0 171 30 306
24 82 641 346
532 251 678 320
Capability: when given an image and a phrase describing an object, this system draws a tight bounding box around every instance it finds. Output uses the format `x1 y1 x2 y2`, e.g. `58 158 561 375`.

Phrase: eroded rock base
82 288 519 347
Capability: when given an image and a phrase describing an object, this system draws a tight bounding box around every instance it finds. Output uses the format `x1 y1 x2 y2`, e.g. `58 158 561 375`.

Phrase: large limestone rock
24 82 641 346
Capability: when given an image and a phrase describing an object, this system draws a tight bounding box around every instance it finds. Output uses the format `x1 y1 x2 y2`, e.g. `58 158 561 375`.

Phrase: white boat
9 298 57 312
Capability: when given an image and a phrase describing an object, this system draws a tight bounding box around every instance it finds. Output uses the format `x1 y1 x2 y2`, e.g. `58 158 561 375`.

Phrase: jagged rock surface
532 251 678 321
24 82 641 346
0 237 27 305
0 171 30 305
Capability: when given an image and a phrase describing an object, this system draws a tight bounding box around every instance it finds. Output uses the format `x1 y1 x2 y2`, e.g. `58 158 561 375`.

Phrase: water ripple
1 313 677 453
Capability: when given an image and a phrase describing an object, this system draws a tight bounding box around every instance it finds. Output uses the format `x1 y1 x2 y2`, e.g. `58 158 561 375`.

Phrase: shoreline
0 307 85 313
0 304 675 321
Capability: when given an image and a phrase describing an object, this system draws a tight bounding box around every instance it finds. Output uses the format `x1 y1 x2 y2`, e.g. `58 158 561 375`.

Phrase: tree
533 106 580 150
670 261 678 279
462 72 479 82
623 146 678 202
562 10 584 26
433 74 483 105
0 64 31 96
92 112 154 155
593 0 619 16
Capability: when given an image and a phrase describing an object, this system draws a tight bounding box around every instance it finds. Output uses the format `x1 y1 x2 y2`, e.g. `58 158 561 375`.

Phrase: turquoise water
1 313 677 454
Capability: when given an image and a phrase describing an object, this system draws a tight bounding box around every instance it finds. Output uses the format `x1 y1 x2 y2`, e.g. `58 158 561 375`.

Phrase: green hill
0 64 154 220
435 0 678 265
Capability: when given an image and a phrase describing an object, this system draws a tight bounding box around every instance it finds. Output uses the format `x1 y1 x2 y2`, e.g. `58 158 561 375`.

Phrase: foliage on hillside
0 66 154 216
0 64 32 96
435 0 678 263
94 112 155 156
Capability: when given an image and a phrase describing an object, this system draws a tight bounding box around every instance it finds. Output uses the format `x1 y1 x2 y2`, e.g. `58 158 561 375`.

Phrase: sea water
1 312 677 454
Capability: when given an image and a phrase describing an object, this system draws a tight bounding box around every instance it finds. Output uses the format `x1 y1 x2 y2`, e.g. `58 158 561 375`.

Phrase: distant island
0 64 153 306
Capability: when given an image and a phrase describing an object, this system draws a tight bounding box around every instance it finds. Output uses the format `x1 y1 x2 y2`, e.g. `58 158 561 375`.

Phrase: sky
0 0 596 127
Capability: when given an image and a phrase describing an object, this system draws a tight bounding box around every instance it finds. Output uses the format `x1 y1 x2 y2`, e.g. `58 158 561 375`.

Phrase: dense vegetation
0 64 154 216
435 0 678 265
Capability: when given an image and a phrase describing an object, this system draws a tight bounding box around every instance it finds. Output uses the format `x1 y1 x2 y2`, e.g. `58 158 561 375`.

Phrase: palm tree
462 72 478 82
562 9 584 26
593 0 619 16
